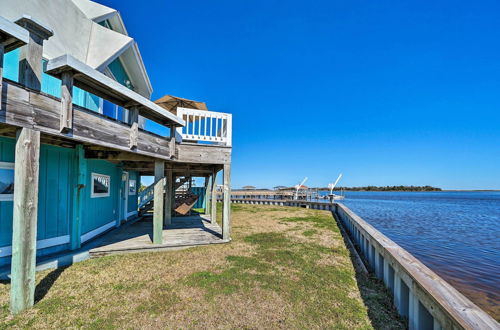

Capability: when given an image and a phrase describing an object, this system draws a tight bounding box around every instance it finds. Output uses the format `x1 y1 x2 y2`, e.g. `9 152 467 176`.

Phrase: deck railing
176 107 232 146
138 183 155 209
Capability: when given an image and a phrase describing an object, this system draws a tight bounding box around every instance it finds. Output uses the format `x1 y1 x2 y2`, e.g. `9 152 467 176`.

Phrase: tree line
318 185 442 192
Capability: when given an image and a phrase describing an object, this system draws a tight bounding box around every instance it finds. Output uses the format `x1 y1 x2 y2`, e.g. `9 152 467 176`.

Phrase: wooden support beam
60 71 74 133
10 128 40 314
164 168 173 226
169 126 176 159
70 145 86 250
153 161 164 244
210 169 218 224
222 164 231 240
204 176 210 215
15 16 53 91
129 106 139 150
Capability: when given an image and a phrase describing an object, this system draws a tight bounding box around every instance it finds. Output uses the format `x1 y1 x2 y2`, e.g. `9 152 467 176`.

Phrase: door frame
122 171 129 221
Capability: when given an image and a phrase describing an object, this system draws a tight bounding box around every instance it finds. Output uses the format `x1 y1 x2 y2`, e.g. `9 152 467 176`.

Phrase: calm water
324 191 500 319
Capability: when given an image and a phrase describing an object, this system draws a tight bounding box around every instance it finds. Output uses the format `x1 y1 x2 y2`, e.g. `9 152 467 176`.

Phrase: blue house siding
81 160 121 236
0 137 127 265
0 138 16 248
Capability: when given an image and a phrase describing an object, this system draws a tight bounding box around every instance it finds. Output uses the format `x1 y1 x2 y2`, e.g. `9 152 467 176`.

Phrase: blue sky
101 0 500 190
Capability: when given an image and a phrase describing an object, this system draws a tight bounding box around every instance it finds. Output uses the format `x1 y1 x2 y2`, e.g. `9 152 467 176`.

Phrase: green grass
0 203 404 329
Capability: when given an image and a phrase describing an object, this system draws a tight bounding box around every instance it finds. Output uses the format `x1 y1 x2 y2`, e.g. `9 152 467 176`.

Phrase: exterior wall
0 137 128 265
80 160 121 238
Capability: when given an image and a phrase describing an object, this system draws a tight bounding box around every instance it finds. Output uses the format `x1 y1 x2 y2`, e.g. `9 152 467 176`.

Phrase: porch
88 214 227 257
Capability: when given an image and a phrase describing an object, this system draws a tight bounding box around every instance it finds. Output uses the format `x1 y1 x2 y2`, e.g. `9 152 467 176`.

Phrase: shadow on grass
34 267 66 303
332 212 407 329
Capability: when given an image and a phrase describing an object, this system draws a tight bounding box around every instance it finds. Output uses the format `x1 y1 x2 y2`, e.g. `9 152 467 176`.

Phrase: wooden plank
70 145 86 250
0 81 34 128
164 168 172 226
10 128 40 314
176 143 231 164
59 71 73 133
222 164 231 240
210 169 218 223
153 161 165 244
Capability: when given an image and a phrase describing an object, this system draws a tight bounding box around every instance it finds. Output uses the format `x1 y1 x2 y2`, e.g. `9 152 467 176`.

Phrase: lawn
0 203 404 329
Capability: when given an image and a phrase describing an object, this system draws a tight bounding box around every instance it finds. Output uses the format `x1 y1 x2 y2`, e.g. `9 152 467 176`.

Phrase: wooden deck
88 215 227 257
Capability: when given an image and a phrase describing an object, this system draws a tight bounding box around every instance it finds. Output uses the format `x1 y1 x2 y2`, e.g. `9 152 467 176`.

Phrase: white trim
0 235 70 258
80 220 115 244
126 210 138 218
91 172 111 198
0 162 14 169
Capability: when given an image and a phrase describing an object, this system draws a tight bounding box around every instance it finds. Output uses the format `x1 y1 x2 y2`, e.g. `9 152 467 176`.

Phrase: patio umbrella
154 95 207 115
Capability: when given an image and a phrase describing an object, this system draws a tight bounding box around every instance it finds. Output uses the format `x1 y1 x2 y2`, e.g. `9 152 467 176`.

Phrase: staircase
138 177 196 216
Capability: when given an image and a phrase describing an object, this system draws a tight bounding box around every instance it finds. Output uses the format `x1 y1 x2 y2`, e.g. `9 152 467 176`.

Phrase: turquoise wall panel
0 138 76 247
3 49 19 82
127 171 138 213
0 137 16 247
81 160 121 234
37 144 75 240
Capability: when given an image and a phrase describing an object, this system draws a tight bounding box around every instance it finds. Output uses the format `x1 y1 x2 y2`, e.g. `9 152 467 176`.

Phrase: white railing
176 107 232 146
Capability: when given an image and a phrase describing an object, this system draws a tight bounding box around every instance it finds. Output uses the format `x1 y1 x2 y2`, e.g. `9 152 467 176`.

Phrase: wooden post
15 16 53 91
10 128 40 314
205 175 212 215
169 126 176 158
164 168 172 226
129 106 139 149
222 164 231 240
70 145 86 250
153 161 164 244
204 176 210 215
60 71 74 133
210 169 218 223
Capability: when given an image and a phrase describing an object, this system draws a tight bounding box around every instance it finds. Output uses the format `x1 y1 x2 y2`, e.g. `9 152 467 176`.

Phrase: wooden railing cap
46 54 185 127
14 15 53 40
0 15 29 52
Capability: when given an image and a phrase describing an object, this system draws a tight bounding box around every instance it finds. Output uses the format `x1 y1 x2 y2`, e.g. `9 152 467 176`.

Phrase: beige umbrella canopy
154 95 207 115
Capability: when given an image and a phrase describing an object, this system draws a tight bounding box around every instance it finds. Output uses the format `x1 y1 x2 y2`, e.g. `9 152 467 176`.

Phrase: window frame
91 172 111 198
128 179 136 196
0 162 14 201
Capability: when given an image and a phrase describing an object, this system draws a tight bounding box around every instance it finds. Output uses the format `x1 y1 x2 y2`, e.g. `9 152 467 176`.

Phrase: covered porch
88 214 227 257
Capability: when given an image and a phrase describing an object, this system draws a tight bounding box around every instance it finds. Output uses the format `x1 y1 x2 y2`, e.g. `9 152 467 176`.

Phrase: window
129 179 136 195
91 173 110 198
0 162 14 201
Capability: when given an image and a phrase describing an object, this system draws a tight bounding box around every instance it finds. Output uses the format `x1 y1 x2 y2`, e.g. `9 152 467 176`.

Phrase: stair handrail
138 183 155 209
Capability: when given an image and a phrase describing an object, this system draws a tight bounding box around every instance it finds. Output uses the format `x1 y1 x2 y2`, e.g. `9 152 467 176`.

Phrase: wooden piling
222 164 231 240
10 128 40 314
210 169 218 223
153 161 164 244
